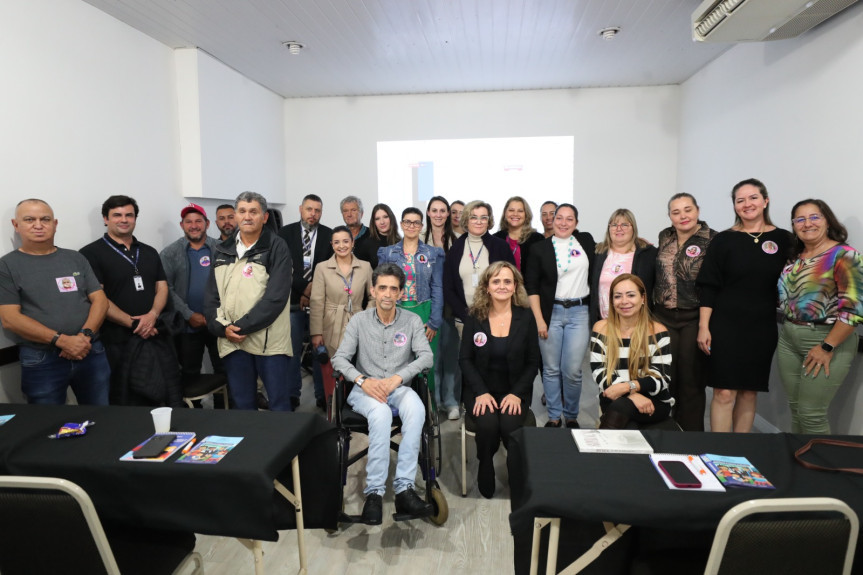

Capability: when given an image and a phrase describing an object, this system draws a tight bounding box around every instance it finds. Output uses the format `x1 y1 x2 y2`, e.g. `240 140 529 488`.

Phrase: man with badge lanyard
0 199 110 405
332 263 435 525
80 195 170 405
278 194 333 410
160 203 224 396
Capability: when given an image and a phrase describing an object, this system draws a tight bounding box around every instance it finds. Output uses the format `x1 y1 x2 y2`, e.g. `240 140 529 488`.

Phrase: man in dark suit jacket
277 194 334 409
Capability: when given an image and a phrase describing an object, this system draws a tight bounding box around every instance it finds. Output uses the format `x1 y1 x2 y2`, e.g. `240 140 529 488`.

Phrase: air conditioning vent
692 0 860 42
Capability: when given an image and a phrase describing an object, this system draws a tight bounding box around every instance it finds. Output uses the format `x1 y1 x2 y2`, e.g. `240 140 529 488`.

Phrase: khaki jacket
309 255 373 357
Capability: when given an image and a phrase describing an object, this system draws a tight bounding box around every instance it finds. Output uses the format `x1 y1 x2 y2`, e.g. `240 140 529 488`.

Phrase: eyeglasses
609 223 632 229
469 215 490 222
401 220 423 228
792 214 823 226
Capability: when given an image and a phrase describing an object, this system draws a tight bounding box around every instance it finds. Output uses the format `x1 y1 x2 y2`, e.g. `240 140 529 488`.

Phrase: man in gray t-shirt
0 199 110 405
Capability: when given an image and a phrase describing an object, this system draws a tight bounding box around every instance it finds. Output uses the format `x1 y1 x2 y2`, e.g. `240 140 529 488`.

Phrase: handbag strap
795 438 863 475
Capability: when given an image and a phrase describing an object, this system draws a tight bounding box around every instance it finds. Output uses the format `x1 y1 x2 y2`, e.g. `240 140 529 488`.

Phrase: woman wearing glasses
377 207 445 391
589 209 657 327
493 196 545 276
355 203 401 268
525 204 596 428
696 179 791 433
776 199 862 434
443 201 515 418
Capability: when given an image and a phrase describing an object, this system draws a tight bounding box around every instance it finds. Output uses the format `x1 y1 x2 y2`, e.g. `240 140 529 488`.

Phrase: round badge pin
612 263 623 274
242 264 254 278
393 332 407 347
473 332 488 347
570 249 581 257
200 255 211 267
685 246 701 258
417 254 428 264
761 241 778 255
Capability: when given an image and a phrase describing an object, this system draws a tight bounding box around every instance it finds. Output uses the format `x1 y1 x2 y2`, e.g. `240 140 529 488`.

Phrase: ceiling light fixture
282 41 304 55
598 27 620 40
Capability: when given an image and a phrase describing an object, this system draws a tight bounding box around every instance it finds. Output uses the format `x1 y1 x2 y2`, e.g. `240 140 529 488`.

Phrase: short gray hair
235 191 268 213
340 195 364 214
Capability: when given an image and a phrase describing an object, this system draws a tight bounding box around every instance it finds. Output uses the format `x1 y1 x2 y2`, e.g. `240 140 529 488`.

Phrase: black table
0 404 340 574
508 428 863 574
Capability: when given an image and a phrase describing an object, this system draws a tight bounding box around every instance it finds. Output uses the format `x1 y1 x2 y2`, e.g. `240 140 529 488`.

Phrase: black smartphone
658 460 702 488
133 434 176 459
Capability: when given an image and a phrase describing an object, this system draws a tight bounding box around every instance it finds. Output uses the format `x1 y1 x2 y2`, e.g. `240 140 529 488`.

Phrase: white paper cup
151 407 172 433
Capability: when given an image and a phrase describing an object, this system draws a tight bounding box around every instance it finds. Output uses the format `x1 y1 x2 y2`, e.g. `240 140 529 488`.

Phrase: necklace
490 309 511 327
743 224 764 243
552 236 574 273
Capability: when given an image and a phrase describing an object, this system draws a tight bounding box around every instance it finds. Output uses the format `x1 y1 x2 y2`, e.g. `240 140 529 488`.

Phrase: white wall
678 4 863 434
0 0 286 402
284 87 681 240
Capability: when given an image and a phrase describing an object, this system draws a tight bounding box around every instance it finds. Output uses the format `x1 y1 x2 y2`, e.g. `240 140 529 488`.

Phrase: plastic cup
151 407 172 433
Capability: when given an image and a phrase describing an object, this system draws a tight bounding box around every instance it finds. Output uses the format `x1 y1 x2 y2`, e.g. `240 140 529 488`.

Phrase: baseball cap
181 203 207 219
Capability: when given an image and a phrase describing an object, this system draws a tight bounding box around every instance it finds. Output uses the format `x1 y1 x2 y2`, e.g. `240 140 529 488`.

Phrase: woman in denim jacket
378 207 445 398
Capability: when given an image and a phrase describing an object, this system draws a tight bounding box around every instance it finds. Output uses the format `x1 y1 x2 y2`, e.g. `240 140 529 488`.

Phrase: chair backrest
0 475 121 575
704 497 859 575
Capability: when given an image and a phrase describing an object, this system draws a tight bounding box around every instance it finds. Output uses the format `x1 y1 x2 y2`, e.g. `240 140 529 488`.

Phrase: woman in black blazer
525 204 596 428
460 261 541 499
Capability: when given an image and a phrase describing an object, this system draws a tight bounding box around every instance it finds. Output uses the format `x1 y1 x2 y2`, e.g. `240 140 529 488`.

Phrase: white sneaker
447 406 461 420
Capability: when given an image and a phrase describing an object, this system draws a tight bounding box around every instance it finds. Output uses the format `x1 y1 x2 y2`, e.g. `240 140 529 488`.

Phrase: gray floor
192 362 608 574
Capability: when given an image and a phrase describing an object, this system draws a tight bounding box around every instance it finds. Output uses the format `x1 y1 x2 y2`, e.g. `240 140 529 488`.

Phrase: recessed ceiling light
282 41 304 55
598 27 621 40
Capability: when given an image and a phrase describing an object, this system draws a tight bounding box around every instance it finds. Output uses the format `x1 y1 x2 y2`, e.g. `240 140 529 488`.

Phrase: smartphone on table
658 460 702 488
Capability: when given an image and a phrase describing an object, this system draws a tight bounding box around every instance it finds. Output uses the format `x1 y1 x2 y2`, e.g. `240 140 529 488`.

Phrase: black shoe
394 488 433 518
565 419 580 429
316 398 327 411
290 396 300 410
361 494 383 525
544 419 561 428
256 392 270 411
478 458 495 499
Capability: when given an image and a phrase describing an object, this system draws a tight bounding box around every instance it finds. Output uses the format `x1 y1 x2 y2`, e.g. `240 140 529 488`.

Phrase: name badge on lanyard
133 275 144 291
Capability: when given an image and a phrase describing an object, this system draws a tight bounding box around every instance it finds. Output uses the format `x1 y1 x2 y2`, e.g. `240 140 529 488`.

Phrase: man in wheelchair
332 263 435 525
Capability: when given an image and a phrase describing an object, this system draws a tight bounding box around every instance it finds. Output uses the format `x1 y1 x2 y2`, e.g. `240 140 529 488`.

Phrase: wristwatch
628 381 638 395
356 376 366 388
50 332 62 347
821 340 835 353
80 328 95 341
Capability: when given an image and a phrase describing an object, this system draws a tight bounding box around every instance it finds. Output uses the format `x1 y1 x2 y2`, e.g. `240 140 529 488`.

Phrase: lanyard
103 237 140 274
468 241 485 269
340 270 355 312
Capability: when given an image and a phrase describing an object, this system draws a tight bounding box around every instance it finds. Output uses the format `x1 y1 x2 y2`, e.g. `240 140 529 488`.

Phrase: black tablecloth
0 404 340 541
508 428 863 573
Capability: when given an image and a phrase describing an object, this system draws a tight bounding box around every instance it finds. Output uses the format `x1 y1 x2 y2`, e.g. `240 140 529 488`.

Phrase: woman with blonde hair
590 274 673 429
460 261 540 497
590 208 657 326
493 196 545 275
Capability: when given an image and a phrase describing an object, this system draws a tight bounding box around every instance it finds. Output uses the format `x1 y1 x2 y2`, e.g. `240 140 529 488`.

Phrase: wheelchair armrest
332 371 350 426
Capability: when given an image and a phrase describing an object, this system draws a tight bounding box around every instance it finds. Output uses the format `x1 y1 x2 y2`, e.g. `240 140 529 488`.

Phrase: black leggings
472 406 527 461
600 396 671 426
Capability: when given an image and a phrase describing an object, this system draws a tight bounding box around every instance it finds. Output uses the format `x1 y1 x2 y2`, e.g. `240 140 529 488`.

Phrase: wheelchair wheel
428 487 448 525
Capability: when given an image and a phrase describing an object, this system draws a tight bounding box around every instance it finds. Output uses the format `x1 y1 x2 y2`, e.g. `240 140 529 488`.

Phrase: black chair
0 476 203 575
181 373 229 409
332 369 448 525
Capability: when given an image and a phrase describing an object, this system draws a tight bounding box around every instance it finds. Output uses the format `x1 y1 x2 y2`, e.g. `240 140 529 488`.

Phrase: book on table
571 429 654 454
700 453 775 489
176 435 243 464
120 432 196 462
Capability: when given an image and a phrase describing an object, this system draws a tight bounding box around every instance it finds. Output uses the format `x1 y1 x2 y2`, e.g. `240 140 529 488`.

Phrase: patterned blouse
653 222 717 310
778 244 863 326
401 253 418 302
589 331 675 409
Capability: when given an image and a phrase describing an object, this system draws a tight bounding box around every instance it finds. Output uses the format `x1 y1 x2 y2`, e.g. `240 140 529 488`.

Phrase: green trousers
398 300 439 408
776 322 858 434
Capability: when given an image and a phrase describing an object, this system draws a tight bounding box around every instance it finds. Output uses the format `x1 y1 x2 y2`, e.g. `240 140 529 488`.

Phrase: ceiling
81 0 732 98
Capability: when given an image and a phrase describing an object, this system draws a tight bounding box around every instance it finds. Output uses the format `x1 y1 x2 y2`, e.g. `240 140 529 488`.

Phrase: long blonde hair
497 196 538 244
602 274 659 381
469 261 530 321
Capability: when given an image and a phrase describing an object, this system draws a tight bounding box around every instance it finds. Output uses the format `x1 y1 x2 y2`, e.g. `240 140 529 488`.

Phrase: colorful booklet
700 453 775 489
176 435 243 464
0 414 15 426
571 429 654 454
650 453 726 492
120 432 196 462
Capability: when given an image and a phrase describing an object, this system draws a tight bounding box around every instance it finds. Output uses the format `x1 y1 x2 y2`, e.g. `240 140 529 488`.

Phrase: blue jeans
287 310 323 401
436 317 462 409
347 384 424 496
539 303 589 421
19 341 110 405
223 350 292 411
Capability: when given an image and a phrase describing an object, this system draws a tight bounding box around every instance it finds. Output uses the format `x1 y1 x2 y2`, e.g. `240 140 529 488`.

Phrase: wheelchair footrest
338 512 364 524
392 508 434 522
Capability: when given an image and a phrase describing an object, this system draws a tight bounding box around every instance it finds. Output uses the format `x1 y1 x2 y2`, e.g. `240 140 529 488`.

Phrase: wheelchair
331 369 448 526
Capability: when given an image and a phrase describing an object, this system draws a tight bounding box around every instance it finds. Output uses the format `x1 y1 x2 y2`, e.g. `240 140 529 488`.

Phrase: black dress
696 228 791 391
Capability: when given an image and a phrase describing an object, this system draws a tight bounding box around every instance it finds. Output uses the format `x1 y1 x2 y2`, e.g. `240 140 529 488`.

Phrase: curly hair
469 261 530 321
497 196 538 244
